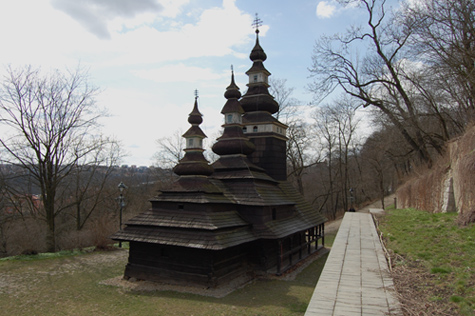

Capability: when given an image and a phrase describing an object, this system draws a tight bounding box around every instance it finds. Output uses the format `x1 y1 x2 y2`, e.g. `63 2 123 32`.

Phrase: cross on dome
252 13 262 34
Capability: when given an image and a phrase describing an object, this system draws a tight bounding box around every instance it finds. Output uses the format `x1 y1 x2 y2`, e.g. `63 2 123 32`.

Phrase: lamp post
118 181 127 248
349 188 355 212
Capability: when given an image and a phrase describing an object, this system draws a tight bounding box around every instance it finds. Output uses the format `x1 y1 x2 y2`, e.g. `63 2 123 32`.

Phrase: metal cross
252 13 262 32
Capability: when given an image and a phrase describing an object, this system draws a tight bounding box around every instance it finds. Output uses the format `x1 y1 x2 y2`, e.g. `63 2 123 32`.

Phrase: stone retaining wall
396 126 475 223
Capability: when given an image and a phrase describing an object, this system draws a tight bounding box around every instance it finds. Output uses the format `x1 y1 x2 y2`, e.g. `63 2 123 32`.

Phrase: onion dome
240 23 279 114
224 70 241 100
212 70 255 156
173 94 213 176
188 98 203 125
250 29 267 62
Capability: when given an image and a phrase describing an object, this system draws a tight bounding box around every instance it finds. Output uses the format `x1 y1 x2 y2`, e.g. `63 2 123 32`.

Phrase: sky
0 0 383 166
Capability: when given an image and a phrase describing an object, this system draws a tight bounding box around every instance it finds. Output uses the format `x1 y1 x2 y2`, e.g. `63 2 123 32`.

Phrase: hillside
396 125 475 224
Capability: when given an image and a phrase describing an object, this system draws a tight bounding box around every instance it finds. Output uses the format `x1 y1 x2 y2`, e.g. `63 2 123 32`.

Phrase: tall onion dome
239 24 279 114
212 69 255 156
173 95 213 176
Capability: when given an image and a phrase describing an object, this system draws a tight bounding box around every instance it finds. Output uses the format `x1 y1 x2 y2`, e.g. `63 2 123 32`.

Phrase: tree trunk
45 204 56 252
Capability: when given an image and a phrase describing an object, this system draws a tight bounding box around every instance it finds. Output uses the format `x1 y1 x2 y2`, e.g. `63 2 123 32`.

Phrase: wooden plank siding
125 242 250 287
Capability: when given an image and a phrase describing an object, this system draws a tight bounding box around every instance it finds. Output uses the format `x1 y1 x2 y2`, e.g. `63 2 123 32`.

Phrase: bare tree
286 120 320 195
309 0 438 167
269 77 299 121
359 128 400 208
153 129 184 169
311 96 361 217
327 97 361 211
403 0 475 121
0 65 119 252
268 77 322 194
61 139 122 231
313 106 339 218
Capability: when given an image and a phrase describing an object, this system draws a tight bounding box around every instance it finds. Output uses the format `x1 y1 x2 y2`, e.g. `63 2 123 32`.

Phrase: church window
253 74 258 82
226 114 233 123
253 126 258 132
243 126 247 133
188 139 194 147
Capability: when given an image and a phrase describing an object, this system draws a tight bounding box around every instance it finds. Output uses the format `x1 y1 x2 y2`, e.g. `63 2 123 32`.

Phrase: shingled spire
240 14 278 114
240 15 288 181
173 93 213 176
212 68 255 156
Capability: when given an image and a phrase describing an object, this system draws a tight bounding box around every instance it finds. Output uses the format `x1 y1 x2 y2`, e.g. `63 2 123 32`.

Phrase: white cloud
0 0 255 69
316 1 337 18
92 0 255 66
51 0 164 39
158 0 191 18
134 64 224 83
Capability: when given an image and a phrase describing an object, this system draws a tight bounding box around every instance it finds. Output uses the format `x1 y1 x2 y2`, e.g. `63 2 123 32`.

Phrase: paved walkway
305 212 402 316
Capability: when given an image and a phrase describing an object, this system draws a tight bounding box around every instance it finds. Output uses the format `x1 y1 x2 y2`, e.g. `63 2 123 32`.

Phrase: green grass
0 247 328 316
379 208 475 315
323 231 336 248
0 243 129 263
0 248 92 262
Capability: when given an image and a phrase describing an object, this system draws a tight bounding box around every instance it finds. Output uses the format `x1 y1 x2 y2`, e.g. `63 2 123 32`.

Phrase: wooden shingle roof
218 178 295 206
112 153 326 250
254 182 327 239
125 209 249 230
113 225 256 250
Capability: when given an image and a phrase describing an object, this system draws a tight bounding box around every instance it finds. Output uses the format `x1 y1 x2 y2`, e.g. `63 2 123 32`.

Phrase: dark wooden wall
247 136 287 181
125 242 249 288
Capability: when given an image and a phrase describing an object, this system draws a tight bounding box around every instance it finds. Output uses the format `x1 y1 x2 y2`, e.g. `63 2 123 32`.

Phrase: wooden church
112 23 326 288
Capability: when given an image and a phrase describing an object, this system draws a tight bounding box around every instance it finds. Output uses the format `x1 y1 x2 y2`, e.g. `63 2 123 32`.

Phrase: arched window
226 114 233 123
242 126 247 133
253 126 258 133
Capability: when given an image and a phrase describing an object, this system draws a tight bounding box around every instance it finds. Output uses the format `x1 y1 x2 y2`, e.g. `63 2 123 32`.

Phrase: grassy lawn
379 208 475 315
0 236 335 316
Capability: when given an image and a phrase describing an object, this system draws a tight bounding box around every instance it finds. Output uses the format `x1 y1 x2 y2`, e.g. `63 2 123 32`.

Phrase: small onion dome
173 95 213 177
224 70 241 99
173 152 213 176
188 97 203 125
222 69 244 115
212 72 255 156
250 31 267 62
